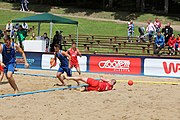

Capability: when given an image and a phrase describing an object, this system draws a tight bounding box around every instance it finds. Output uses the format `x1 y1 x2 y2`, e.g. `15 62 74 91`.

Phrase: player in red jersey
64 76 116 92
0 63 4 84
67 42 82 75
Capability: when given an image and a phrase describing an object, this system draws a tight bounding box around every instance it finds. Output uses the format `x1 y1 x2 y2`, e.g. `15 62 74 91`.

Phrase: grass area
0 9 140 38
0 1 180 25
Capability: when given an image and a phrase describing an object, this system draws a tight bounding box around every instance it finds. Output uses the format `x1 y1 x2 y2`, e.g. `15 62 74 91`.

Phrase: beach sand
0 69 179 120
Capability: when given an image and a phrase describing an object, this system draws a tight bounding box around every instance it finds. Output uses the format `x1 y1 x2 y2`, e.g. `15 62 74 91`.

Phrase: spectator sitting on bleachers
154 18 161 32
127 20 134 43
153 31 165 54
175 34 180 55
167 34 176 55
162 22 173 45
30 32 36 40
145 20 156 42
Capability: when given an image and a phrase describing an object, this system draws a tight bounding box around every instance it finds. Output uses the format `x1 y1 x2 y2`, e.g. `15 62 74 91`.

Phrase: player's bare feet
14 90 18 94
76 81 80 86
79 87 86 92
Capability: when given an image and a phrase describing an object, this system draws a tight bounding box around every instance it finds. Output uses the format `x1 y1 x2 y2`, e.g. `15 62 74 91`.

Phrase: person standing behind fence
51 31 62 52
153 31 165 55
16 25 27 50
41 33 50 52
162 23 173 45
127 20 135 42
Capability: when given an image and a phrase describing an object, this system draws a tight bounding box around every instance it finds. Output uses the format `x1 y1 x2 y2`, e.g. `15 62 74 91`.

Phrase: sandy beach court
0 69 179 120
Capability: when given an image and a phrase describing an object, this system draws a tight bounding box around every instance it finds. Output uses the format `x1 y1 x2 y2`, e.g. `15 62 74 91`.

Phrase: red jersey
86 78 113 92
176 37 180 48
98 81 113 92
168 37 176 47
67 48 80 63
0 65 4 72
154 21 161 28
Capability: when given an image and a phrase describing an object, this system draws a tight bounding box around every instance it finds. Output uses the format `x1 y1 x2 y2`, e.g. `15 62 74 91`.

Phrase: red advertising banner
89 56 141 74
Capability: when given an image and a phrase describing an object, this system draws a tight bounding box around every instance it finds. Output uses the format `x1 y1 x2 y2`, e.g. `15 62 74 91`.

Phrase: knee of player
56 72 62 77
6 74 13 79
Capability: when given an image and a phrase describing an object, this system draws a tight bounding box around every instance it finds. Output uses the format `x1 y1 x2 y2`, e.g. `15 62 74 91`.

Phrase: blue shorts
4 63 15 74
58 67 72 77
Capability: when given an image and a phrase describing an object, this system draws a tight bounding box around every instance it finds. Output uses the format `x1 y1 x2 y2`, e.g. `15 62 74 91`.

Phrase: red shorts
0 65 4 72
86 78 99 91
70 61 79 69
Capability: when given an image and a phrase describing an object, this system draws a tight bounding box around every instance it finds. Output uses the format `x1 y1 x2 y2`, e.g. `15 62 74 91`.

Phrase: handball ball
128 80 133 86
50 58 56 67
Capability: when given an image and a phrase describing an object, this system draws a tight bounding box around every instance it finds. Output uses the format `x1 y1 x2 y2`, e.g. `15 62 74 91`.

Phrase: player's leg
76 67 81 75
64 67 80 85
64 76 88 83
75 63 81 75
56 67 66 86
0 71 4 83
6 63 18 93
0 66 4 83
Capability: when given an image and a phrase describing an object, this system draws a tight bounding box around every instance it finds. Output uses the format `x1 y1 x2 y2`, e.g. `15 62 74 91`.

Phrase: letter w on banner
144 58 180 77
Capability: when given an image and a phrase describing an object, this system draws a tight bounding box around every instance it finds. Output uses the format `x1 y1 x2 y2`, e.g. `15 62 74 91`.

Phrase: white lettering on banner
98 60 130 71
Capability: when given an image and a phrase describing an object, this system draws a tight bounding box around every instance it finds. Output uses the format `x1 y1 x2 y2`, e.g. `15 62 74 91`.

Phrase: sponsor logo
16 57 35 65
99 60 130 72
90 56 141 74
163 62 180 74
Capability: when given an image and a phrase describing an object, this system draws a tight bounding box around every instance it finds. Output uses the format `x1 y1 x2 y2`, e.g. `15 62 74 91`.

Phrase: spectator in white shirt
6 21 13 32
144 20 156 42
22 22 28 30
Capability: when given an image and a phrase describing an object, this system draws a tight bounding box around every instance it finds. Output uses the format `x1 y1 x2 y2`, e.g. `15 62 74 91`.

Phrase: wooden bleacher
62 34 180 57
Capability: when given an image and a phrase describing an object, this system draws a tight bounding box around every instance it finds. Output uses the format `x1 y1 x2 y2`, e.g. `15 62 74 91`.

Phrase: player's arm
50 53 57 68
100 76 111 82
77 49 82 57
15 44 29 68
62 51 71 68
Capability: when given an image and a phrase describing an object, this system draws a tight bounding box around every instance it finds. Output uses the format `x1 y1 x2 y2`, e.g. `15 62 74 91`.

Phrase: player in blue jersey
50 44 72 86
0 35 29 93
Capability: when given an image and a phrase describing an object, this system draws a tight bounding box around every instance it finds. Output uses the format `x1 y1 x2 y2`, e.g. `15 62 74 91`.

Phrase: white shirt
6 23 13 31
146 23 156 32
22 23 28 30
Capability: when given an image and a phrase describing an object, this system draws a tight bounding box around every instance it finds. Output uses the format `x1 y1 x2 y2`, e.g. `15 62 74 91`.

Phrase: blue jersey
2 42 16 65
56 50 68 67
